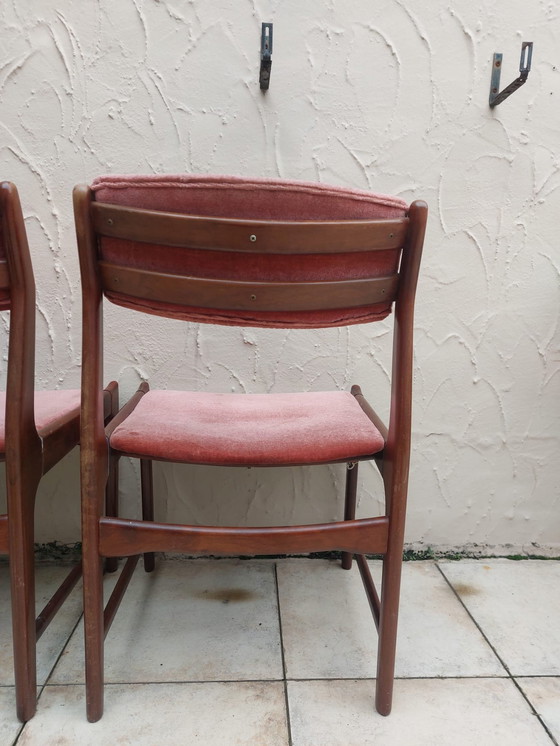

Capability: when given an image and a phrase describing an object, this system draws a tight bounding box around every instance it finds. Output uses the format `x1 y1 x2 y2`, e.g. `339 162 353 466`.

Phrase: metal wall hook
489 41 533 108
260 22 273 90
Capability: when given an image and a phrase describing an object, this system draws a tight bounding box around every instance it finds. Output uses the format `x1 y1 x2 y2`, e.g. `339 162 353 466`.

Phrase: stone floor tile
0 688 22 746
51 559 283 684
287 678 554 746
517 677 560 742
0 565 83 687
439 559 560 675
277 559 504 679
18 682 288 745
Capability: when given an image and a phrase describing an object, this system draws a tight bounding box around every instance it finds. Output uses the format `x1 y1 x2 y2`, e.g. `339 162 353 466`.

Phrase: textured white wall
1 1 559 553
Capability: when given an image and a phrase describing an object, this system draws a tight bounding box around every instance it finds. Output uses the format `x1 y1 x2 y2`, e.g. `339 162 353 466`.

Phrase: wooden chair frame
0 182 118 722
74 182 427 722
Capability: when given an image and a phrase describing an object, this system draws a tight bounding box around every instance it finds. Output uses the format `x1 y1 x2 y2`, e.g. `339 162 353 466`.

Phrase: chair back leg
375 541 405 715
140 459 155 572
341 462 359 570
82 477 106 722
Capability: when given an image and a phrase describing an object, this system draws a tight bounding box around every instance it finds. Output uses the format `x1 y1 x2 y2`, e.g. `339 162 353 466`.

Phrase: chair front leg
8 472 41 722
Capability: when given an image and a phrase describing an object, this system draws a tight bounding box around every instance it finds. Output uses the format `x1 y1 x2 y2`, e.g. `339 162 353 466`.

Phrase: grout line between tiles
40 679 288 687
274 562 293 746
41 673 545 687
435 561 559 746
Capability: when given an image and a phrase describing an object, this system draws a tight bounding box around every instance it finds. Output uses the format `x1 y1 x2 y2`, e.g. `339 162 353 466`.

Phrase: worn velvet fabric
91 174 408 328
0 390 80 453
109 390 384 466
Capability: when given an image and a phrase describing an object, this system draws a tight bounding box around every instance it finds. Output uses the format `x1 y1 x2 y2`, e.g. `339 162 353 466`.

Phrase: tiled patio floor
1 558 559 745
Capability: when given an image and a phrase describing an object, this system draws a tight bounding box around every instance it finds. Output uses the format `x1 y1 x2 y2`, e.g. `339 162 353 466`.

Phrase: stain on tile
452 583 480 596
195 588 256 603
50 560 283 684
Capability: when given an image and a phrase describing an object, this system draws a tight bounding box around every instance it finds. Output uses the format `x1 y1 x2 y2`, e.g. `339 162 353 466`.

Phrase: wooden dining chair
74 174 427 722
0 181 120 722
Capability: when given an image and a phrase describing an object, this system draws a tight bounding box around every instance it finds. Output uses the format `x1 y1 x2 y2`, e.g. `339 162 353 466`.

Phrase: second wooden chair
74 174 427 722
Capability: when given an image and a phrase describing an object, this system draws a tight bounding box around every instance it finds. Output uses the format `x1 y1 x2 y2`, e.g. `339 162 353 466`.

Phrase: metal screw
107 218 114 226
250 234 257 242
250 294 257 301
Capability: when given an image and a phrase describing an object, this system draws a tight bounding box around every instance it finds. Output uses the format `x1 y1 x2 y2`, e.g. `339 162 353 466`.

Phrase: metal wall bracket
489 41 533 108
260 23 273 90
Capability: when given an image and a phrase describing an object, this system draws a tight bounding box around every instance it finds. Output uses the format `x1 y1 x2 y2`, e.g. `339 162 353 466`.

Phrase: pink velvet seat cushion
91 174 408 329
0 390 81 453
109 390 384 466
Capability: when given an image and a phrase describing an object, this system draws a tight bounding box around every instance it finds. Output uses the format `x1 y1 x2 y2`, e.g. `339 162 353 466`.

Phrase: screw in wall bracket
489 41 533 108
260 23 273 91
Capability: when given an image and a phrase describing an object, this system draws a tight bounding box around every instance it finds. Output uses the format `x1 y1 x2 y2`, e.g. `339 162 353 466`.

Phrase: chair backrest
0 182 37 455
77 174 416 329
75 175 426 479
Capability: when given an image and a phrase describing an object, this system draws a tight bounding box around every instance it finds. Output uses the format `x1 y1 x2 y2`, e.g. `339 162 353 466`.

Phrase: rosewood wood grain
351 384 387 475
0 260 10 288
99 262 399 313
356 553 381 629
375 199 427 716
140 459 155 572
341 461 359 570
35 563 82 640
0 515 7 553
92 202 409 254
98 516 389 557
2 181 46 723
103 555 139 638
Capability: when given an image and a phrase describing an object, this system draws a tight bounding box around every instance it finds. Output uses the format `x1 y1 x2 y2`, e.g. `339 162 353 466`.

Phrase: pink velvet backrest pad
91 174 408 329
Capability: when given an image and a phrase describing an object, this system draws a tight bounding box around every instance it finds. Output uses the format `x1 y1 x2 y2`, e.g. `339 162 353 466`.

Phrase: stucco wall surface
0 1 559 554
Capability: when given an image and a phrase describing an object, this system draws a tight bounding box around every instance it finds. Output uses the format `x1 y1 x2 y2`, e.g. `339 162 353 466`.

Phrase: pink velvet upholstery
91 174 408 329
109 390 384 466
0 390 80 453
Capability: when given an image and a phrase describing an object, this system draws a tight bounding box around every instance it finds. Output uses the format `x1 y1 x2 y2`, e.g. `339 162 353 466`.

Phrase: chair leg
375 544 404 716
140 459 155 572
8 477 40 722
341 462 358 570
82 475 106 723
104 453 119 573
83 554 104 722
